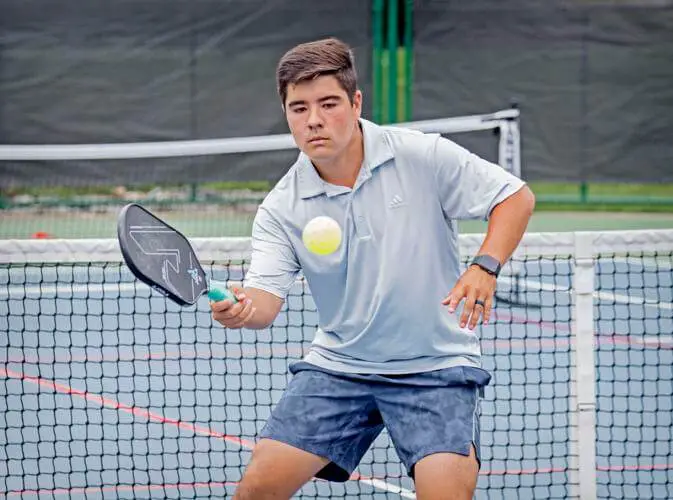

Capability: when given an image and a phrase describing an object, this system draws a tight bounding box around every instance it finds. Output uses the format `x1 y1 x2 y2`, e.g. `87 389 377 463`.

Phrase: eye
322 102 337 109
291 106 307 114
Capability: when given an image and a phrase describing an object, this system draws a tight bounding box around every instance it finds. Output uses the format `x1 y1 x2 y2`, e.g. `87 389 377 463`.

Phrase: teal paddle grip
207 287 237 302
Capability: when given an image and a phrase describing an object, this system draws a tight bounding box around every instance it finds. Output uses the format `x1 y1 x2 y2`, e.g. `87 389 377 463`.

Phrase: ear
352 90 363 118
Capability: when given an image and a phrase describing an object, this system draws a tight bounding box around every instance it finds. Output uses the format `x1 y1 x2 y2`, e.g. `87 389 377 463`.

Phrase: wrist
470 254 502 277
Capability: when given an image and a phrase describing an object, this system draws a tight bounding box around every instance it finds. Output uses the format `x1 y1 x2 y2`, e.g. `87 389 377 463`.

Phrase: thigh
235 438 329 500
413 445 479 500
259 366 384 482
375 368 483 484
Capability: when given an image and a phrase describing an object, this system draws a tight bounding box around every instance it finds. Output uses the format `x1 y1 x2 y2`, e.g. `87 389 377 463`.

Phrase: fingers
210 297 236 313
228 299 256 329
481 295 493 326
460 290 478 329
229 304 257 328
210 288 254 329
442 283 465 313
467 296 491 330
443 275 495 329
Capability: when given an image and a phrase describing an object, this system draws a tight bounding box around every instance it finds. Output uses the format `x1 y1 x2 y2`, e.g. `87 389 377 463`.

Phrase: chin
305 143 331 155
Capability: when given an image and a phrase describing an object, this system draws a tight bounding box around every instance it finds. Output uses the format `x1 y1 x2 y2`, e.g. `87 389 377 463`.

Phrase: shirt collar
297 118 394 199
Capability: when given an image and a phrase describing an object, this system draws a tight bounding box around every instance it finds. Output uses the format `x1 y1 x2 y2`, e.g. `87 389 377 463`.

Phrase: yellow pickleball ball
302 216 342 255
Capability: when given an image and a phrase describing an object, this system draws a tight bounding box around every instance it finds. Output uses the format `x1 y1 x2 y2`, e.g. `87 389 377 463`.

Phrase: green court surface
1 208 672 240
459 211 673 234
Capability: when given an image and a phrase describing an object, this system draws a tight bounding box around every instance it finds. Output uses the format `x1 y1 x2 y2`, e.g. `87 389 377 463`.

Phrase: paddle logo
187 267 202 285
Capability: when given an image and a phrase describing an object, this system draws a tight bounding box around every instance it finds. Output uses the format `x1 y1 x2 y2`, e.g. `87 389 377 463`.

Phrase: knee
233 440 322 500
233 483 275 500
233 472 292 500
233 460 279 500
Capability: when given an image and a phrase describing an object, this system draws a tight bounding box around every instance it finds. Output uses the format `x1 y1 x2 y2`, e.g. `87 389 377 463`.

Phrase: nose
307 106 323 129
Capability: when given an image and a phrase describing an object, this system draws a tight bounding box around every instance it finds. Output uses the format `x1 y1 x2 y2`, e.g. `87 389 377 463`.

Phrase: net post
386 0 399 123
570 231 598 500
372 0 384 124
498 111 521 178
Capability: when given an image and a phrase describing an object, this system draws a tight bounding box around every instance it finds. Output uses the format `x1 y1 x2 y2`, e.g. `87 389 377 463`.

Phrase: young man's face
284 75 362 165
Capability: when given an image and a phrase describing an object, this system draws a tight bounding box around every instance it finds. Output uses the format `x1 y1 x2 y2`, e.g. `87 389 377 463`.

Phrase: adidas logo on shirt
389 194 404 208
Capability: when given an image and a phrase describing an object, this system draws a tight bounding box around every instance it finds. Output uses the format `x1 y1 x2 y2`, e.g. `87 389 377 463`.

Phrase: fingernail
448 307 454 313
461 322 466 328
245 298 252 304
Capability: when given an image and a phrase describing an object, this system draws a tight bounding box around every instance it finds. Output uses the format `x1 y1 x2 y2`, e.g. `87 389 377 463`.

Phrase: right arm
211 205 299 330
211 286 283 330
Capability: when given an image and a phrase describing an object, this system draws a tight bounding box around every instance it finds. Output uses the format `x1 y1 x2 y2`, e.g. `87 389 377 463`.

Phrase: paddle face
117 203 208 306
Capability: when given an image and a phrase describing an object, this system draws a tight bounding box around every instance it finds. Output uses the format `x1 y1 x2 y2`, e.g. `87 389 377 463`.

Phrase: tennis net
1 229 671 499
0 108 520 240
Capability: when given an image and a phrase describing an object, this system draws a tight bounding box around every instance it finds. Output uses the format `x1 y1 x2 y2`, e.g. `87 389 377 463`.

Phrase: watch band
471 254 502 277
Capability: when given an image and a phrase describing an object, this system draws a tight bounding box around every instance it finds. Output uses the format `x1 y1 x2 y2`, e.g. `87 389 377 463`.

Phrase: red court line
3 344 307 365
492 311 570 333
7 463 673 498
492 312 673 349
481 466 568 476
6 481 239 498
5 309 670 366
0 367 413 498
0 366 252 449
482 462 673 476
6 327 669 366
597 463 673 472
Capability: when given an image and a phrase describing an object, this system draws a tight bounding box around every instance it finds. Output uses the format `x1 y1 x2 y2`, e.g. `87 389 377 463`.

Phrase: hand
211 288 256 329
442 266 497 329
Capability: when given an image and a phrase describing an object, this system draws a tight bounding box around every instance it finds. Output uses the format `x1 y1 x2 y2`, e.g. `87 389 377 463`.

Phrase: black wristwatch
471 254 502 277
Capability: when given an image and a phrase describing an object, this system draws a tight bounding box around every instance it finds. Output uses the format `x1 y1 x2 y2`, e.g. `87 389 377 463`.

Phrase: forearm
240 286 284 329
477 185 536 264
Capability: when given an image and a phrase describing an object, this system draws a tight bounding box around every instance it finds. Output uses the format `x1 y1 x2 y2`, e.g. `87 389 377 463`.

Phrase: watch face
474 255 500 275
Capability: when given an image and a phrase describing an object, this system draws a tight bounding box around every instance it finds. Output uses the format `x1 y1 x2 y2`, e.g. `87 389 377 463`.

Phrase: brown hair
276 38 358 107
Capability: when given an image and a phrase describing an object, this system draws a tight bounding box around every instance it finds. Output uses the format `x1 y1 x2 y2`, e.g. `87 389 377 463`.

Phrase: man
212 38 535 499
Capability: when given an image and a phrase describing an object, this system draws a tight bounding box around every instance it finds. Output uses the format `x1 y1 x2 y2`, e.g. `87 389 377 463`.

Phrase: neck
312 124 364 189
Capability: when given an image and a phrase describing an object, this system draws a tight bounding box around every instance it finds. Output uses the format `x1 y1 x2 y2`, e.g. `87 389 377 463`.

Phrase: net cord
2 229 672 264
0 109 520 161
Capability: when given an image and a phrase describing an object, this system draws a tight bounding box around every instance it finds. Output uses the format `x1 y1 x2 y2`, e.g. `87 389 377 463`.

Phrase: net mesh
1 230 671 499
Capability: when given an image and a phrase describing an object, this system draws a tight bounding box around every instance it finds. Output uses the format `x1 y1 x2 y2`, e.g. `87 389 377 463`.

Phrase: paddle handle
207 286 238 303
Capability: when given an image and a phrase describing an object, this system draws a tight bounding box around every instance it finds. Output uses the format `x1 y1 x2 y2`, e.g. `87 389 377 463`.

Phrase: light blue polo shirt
244 118 525 374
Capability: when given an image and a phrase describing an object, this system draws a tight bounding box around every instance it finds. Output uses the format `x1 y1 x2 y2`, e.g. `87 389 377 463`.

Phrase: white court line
1 282 143 298
641 336 673 347
500 277 672 312
612 256 673 272
3 346 414 499
4 276 672 312
356 478 416 499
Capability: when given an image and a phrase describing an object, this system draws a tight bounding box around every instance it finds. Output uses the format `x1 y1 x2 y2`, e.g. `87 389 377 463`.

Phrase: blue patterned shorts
259 361 491 482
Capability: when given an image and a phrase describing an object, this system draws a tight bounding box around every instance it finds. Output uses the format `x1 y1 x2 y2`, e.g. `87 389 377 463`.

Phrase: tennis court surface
1 230 671 499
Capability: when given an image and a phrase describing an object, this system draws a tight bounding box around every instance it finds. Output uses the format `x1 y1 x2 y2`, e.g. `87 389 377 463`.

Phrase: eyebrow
286 95 342 108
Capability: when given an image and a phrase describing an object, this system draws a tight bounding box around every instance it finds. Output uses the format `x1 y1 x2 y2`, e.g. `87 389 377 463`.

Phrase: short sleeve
243 205 300 299
428 134 526 221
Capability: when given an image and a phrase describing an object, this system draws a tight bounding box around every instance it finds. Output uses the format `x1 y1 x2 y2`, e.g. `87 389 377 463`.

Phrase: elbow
523 185 536 215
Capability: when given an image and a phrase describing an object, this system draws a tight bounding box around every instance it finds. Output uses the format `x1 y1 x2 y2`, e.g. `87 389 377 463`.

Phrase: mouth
308 137 329 144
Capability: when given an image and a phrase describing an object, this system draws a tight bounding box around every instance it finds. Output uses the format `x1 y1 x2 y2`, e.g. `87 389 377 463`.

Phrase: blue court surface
1 257 671 499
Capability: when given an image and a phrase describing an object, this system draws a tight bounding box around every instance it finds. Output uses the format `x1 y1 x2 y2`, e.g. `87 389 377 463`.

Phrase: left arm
472 184 536 264
443 185 536 328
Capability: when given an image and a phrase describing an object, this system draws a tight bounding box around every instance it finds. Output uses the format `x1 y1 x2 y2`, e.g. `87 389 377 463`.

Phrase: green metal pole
387 0 398 123
404 0 413 121
580 182 588 203
372 0 384 124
